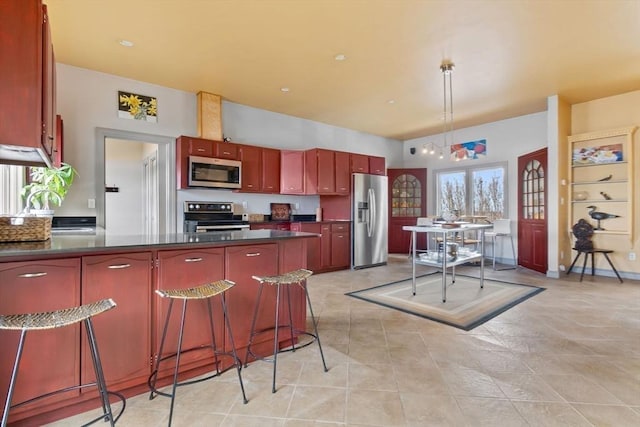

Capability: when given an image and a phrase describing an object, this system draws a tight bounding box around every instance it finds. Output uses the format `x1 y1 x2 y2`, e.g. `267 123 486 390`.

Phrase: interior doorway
96 128 176 235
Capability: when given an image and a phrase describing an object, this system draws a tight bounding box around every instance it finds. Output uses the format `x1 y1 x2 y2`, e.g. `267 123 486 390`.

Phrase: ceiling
44 0 640 141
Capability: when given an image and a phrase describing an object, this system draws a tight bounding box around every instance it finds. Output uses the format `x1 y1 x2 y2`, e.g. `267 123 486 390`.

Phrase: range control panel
184 201 234 213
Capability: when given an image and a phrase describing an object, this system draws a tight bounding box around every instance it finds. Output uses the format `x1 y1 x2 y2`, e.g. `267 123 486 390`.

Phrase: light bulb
422 145 427 154
439 151 444 159
429 145 435 155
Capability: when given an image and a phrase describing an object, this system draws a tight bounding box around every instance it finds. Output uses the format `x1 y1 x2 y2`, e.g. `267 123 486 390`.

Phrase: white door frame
95 128 176 234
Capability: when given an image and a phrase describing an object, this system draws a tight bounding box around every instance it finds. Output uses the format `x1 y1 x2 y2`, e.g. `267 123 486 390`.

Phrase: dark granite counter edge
0 230 319 260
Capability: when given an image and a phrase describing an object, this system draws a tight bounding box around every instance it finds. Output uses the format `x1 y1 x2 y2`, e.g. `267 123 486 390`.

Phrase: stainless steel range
183 201 249 232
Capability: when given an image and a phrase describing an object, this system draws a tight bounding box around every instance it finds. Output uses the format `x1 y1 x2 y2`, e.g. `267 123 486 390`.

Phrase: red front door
518 148 548 273
387 168 427 254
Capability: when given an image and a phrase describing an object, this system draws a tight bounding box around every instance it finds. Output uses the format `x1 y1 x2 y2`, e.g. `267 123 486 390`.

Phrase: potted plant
21 163 78 216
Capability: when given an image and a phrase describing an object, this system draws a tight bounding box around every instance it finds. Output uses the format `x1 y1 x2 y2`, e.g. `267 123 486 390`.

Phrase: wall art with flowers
118 91 157 122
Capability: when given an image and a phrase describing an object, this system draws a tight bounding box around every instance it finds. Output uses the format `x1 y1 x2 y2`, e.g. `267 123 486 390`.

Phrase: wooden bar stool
244 269 328 393
0 298 125 427
148 280 247 427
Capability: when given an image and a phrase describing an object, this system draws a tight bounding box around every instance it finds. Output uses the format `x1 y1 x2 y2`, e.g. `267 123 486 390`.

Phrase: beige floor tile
347 363 396 391
540 373 624 404
490 372 565 402
510 401 591 426
400 392 467 426
439 367 505 398
287 386 347 423
572 403 640 427
455 397 528 426
222 414 286 426
346 389 406 426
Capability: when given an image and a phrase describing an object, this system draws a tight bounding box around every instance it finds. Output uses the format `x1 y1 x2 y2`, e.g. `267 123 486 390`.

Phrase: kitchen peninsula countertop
0 229 318 260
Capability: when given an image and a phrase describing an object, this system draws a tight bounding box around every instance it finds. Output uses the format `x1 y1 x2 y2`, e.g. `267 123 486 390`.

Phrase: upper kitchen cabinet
350 154 369 174
334 151 350 195
369 156 386 175
214 140 239 160
305 148 336 194
239 145 281 193
0 0 57 167
280 150 305 194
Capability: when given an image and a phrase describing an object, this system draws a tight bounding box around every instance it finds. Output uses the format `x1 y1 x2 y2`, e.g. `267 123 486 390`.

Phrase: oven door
188 156 241 189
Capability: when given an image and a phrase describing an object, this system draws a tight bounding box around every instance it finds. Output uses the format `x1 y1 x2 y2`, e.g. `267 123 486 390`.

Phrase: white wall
403 111 547 218
55 64 403 224
403 111 548 264
56 64 196 217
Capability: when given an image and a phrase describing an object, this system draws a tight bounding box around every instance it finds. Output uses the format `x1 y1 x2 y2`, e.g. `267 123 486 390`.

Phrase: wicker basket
0 216 52 242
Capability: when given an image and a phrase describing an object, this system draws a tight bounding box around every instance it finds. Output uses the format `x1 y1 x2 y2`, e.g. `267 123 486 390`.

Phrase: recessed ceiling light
119 39 134 47
334 54 346 61
387 100 395 104
280 87 290 93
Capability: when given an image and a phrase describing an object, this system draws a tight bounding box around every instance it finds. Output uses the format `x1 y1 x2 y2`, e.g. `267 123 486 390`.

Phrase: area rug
345 273 544 331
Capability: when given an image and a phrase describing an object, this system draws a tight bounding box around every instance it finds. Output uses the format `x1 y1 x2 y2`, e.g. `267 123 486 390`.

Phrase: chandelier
422 60 455 160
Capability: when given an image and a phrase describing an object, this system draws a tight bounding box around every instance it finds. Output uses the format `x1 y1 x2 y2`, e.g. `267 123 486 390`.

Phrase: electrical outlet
629 252 636 261
88 198 95 209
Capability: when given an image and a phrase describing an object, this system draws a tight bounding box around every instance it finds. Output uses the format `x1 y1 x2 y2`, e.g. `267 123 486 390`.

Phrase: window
435 163 507 220
0 165 25 214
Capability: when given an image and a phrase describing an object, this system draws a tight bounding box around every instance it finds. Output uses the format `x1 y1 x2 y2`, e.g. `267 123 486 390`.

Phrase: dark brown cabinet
81 253 152 392
0 258 81 423
0 0 57 166
214 140 238 160
280 150 306 194
350 154 369 174
330 223 351 268
240 145 280 193
262 147 281 193
156 248 226 372
225 244 279 351
335 151 351 195
369 156 386 175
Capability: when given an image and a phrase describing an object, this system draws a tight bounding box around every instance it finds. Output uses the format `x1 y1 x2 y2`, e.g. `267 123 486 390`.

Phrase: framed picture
450 139 487 160
572 143 623 165
118 91 157 122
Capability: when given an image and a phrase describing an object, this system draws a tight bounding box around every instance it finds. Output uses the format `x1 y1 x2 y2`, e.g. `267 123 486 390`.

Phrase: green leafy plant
21 163 78 210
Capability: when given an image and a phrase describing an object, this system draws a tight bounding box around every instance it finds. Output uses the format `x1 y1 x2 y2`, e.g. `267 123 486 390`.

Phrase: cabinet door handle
18 272 47 278
222 151 231 155
245 252 261 257
108 263 131 269
184 257 203 263
196 148 205 152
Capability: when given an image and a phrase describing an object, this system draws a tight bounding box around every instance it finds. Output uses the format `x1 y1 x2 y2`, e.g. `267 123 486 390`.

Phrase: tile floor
47 255 640 426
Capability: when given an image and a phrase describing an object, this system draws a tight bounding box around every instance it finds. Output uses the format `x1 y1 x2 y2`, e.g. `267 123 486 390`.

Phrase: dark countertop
0 229 318 259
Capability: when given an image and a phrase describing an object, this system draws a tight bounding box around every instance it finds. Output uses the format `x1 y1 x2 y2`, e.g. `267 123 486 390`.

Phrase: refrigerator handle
368 187 375 238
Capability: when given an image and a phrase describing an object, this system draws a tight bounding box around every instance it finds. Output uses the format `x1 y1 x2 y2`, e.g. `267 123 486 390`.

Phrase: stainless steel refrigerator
352 173 388 269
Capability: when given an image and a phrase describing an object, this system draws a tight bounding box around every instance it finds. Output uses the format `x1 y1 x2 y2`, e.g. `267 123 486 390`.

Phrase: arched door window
522 159 545 219
391 174 422 217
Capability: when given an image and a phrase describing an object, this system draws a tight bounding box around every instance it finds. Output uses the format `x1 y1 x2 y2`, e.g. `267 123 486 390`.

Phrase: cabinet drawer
331 223 350 233
214 141 239 159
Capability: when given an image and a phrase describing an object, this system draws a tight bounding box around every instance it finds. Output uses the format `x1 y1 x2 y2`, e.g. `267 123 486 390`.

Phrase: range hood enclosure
197 92 223 140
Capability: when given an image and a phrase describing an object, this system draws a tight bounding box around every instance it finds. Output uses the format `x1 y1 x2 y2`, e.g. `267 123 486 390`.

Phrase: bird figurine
600 191 612 200
597 174 613 181
587 205 620 230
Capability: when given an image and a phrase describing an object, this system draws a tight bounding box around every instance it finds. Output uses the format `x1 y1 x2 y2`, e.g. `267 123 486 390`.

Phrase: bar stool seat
245 269 328 393
148 280 247 427
1 298 125 426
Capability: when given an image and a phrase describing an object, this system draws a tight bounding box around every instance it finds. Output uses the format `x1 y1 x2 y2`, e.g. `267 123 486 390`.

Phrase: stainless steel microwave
188 156 242 189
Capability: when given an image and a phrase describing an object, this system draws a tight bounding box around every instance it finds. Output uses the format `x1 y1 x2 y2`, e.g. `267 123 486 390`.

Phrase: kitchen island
0 229 317 425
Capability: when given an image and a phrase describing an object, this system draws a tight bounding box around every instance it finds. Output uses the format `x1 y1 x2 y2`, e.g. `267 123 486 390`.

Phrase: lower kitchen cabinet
330 223 351 268
225 244 278 352
0 258 81 422
81 252 152 392
155 248 226 372
291 221 351 272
